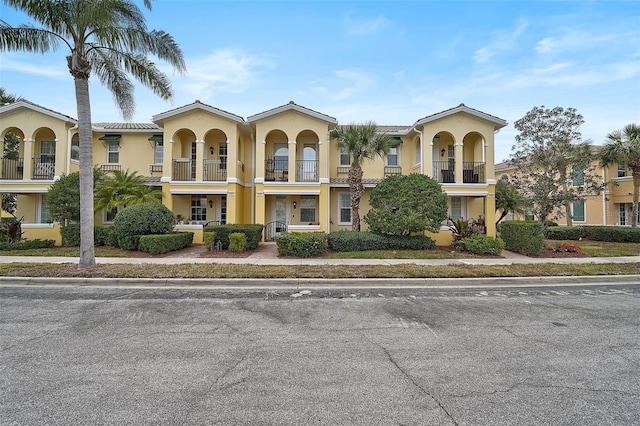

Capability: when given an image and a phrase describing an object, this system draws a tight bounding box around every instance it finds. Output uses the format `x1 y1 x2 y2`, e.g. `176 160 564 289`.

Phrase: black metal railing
32 158 55 180
433 160 455 183
265 158 289 181
462 162 485 183
384 166 402 176
172 159 193 181
264 221 287 241
296 159 318 182
204 160 227 181
337 166 349 176
149 164 163 173
1 157 24 180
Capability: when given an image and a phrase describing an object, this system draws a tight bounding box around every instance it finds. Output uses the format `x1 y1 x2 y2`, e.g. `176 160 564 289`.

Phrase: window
414 139 420 165
299 196 316 223
154 141 163 164
571 167 584 186
619 203 627 225
220 195 227 224
618 163 628 178
190 195 207 222
104 207 118 223
338 192 351 225
339 147 350 166
572 200 585 222
71 135 79 161
274 143 288 170
386 147 398 166
39 195 51 223
218 141 228 170
107 141 119 164
40 140 55 163
449 197 462 221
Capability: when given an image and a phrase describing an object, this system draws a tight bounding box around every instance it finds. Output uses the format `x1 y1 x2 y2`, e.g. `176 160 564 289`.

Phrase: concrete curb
2 275 639 289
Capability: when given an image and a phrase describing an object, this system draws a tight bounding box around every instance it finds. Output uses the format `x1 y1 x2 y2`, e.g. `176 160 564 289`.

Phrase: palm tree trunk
75 77 96 268
348 165 364 231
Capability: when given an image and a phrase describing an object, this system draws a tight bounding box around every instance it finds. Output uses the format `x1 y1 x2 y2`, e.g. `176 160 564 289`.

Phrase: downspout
66 124 78 174
602 165 607 225
413 126 423 175
251 132 255 224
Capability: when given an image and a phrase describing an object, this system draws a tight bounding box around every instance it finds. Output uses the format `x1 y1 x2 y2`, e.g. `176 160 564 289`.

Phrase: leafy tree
495 179 526 225
1 87 21 217
94 169 161 213
330 121 395 231
47 169 104 225
510 106 602 226
600 123 640 227
0 0 186 268
364 174 448 236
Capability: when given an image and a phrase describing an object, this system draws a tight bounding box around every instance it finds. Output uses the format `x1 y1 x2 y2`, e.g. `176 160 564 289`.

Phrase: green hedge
499 221 544 255
0 239 55 250
203 231 216 250
229 232 247 253
544 226 640 242
275 232 328 258
457 235 505 255
328 231 435 252
61 225 116 247
203 224 263 250
138 232 194 255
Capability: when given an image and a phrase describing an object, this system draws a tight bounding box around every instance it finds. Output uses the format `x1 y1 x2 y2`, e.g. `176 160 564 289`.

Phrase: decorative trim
319 178 330 184
170 189 228 195
262 189 321 195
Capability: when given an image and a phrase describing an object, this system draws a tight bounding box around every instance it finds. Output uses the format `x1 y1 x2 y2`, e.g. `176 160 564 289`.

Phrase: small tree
47 170 103 225
94 169 161 214
1 88 21 216
511 106 602 226
364 174 448 236
495 179 526 225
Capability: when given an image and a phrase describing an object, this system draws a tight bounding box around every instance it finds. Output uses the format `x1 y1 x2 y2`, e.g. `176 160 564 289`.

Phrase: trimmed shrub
499 221 544 255
229 232 247 253
139 232 194 255
0 239 55 250
203 231 216 251
113 203 175 250
275 232 328 258
457 235 505 255
543 225 640 243
328 230 435 252
543 226 584 241
61 225 115 247
203 224 263 250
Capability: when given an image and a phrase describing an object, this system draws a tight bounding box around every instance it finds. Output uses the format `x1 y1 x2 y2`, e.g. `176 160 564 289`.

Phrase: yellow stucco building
1 100 507 245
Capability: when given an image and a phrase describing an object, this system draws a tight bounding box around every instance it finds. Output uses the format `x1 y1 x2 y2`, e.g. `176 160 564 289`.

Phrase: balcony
296 160 318 182
337 166 349 176
384 166 402 177
149 164 163 173
1 157 24 180
100 164 122 173
32 158 55 180
173 158 193 181
463 162 485 183
265 158 289 182
204 159 227 181
434 161 455 183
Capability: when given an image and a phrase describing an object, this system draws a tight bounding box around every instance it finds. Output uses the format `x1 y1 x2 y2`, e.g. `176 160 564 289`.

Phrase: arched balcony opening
296 130 319 182
462 132 486 183
1 127 25 180
171 129 197 181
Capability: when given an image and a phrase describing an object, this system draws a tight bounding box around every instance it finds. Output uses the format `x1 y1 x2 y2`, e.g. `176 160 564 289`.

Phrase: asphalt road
1 283 639 425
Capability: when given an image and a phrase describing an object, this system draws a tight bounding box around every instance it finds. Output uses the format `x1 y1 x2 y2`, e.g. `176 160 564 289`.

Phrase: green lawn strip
547 240 640 257
0 247 130 257
322 249 477 259
1 262 638 279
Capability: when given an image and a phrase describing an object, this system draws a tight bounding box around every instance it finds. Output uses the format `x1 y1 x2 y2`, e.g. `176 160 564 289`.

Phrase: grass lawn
547 240 640 257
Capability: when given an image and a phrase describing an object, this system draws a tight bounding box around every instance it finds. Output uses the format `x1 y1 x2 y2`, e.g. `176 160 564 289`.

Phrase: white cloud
329 69 375 101
473 20 529 64
176 48 272 99
0 55 67 78
535 29 626 55
344 14 390 36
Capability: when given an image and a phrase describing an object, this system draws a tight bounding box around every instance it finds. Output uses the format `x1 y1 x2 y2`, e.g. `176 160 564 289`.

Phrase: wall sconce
441 149 446 157
209 146 214 155
209 200 213 208
293 201 297 209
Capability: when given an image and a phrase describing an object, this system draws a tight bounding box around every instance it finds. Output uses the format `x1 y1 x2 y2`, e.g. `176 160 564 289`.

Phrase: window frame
339 146 351 166
386 146 399 167
154 140 163 164
572 200 586 222
190 195 207 222
618 163 627 178
338 192 352 225
107 140 120 164
299 196 317 223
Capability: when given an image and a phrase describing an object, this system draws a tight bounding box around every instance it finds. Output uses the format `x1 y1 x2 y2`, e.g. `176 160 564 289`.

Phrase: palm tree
0 0 185 268
495 179 526 226
1 88 21 217
94 169 160 213
600 123 640 227
330 121 394 231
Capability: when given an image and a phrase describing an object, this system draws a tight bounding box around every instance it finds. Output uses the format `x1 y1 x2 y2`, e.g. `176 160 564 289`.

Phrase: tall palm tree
0 0 185 268
94 169 161 213
330 121 394 231
600 123 640 227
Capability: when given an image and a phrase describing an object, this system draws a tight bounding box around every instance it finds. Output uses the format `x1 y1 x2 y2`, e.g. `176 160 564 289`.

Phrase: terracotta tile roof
139 176 162 183
330 177 382 186
93 122 162 130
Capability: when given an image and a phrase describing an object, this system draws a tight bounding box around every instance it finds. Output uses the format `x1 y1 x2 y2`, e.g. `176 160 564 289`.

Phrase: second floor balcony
264 158 319 183
172 159 227 181
433 161 485 184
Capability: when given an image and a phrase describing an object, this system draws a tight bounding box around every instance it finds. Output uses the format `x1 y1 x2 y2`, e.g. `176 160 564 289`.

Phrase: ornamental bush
499 221 544 255
229 232 247 253
138 232 193 255
203 224 263 250
0 239 55 250
275 232 328 258
457 235 505 255
60 225 116 247
327 230 435 252
113 203 175 249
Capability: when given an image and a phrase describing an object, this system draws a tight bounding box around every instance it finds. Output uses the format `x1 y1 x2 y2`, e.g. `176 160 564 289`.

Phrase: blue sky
1 0 639 162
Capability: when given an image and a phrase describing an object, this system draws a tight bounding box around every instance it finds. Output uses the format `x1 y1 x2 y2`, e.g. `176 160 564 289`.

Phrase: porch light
209 146 214 155
293 201 297 209
209 200 213 208
441 149 446 157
